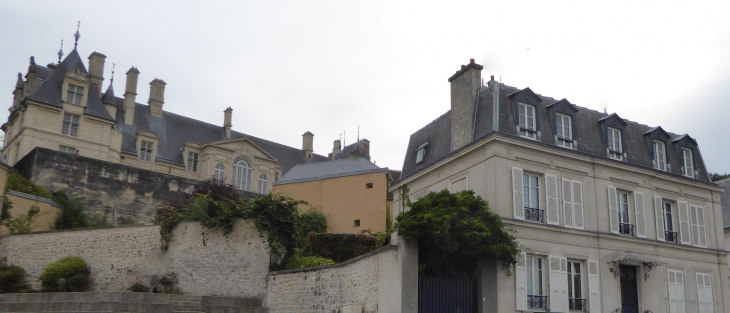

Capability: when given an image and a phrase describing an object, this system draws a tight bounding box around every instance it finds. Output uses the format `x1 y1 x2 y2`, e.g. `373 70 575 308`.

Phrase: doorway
620 265 639 313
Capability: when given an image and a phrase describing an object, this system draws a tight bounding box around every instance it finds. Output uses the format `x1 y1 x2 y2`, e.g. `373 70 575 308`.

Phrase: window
526 255 546 309
654 141 667 171
232 156 253 191
518 103 537 139
523 174 542 222
663 202 678 243
62 113 80 137
607 127 623 160
274 172 279 181
140 140 154 161
667 269 686 313
562 179 584 229
567 261 585 312
556 113 572 148
416 148 425 163
59 145 75 154
354 219 360 227
258 174 268 194
696 273 714 313
366 183 373 189
689 205 707 247
187 152 199 172
616 191 633 236
67 84 84 105
214 163 225 182
681 148 694 178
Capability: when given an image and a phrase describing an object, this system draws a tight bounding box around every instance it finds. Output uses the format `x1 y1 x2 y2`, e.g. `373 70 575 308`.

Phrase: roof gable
507 87 541 105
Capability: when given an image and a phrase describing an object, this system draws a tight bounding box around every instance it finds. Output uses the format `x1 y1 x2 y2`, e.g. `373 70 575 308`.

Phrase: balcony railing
619 223 634 236
527 295 548 310
665 231 678 243
569 299 587 312
524 207 545 223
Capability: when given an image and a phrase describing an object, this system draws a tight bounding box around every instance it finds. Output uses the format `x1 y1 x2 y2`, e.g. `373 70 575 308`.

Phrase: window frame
681 148 694 178
140 140 154 162
653 140 667 171
62 112 80 137
522 173 543 223
232 156 253 191
525 255 545 300
214 163 225 182
187 152 199 172
416 148 425 164
258 174 268 195
556 113 573 148
66 84 84 106
607 127 623 160
567 260 585 310
518 102 537 140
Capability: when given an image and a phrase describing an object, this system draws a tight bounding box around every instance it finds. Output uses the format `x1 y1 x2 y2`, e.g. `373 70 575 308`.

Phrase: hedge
307 232 378 263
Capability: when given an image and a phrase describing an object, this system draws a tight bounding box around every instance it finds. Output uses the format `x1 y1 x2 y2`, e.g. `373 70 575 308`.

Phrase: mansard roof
274 157 386 185
24 49 114 122
109 97 328 174
400 82 711 183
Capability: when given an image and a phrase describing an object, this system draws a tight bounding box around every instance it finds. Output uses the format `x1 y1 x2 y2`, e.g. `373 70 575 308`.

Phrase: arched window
214 163 226 182
258 174 268 195
232 156 253 191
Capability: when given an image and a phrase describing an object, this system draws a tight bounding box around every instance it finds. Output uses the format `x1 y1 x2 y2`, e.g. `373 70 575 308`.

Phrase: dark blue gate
418 276 477 313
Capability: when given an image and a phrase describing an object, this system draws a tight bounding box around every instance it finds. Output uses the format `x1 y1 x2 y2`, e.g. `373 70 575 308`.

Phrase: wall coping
6 189 60 207
0 222 155 237
268 245 397 276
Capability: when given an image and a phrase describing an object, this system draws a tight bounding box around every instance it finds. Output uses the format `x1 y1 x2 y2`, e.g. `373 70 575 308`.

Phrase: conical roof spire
102 64 116 106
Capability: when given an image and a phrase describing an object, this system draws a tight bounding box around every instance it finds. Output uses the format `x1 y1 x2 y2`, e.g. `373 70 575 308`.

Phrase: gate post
479 257 499 313
400 234 418 313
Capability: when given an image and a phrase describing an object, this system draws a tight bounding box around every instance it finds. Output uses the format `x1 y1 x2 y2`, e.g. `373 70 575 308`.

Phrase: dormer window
555 113 572 148
140 140 154 162
681 148 694 177
518 102 537 140
607 127 623 160
653 141 667 171
187 152 199 172
67 84 84 105
416 142 428 164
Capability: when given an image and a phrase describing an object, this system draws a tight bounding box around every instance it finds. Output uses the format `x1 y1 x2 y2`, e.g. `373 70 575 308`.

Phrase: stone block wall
0 220 269 298
264 245 399 313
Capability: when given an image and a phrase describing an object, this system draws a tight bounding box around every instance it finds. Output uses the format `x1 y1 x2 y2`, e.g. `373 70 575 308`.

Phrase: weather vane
73 21 81 48
57 40 64 64
110 63 115 83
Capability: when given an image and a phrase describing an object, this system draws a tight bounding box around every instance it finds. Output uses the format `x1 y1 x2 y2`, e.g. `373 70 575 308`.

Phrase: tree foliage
710 172 730 182
0 264 27 293
6 205 43 234
53 191 89 230
6 173 52 198
396 189 520 277
40 256 90 292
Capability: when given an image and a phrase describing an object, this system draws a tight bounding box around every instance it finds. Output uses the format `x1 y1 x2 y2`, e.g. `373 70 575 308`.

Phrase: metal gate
418 276 478 313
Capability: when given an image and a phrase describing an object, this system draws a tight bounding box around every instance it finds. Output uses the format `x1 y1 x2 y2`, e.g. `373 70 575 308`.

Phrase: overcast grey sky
2 1 729 174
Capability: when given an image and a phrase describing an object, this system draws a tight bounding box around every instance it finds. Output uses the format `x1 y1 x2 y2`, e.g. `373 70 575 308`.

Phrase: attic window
67 84 84 106
416 142 428 164
681 148 694 178
607 127 623 161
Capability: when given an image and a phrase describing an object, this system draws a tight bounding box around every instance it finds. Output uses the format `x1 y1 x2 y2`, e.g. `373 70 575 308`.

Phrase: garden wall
0 220 269 298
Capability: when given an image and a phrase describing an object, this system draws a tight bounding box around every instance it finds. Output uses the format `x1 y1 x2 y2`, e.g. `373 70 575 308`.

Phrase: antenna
73 21 81 49
57 40 64 64
343 131 346 147
110 63 115 83
357 125 360 142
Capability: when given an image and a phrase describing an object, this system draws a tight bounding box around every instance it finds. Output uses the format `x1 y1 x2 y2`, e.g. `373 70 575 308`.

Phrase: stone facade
0 220 269 298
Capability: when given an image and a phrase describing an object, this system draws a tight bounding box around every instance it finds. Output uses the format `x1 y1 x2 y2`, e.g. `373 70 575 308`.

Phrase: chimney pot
491 75 494 81
461 65 465 69
470 58 475 64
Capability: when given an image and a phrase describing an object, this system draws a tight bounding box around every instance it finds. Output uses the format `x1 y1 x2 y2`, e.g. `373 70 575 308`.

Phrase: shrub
53 191 89 230
295 207 327 246
308 232 378 263
0 264 26 293
157 272 183 294
7 173 52 198
40 256 90 292
128 282 149 293
285 255 336 269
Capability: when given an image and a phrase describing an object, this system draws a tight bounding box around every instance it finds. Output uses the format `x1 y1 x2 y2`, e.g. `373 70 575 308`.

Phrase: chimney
360 139 371 160
88 52 106 96
448 58 483 151
331 139 341 160
349 150 358 159
224 107 233 139
148 79 166 118
302 131 314 158
123 67 140 125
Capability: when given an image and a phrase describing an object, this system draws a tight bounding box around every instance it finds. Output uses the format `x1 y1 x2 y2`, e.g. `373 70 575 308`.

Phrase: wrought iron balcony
524 207 545 223
619 223 634 236
665 231 678 243
569 298 587 312
527 295 548 310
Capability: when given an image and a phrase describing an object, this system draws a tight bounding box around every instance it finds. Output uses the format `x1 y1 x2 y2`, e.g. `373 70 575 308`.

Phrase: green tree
53 191 89 229
6 173 52 198
396 189 520 277
709 172 730 182
40 256 90 292
6 205 43 234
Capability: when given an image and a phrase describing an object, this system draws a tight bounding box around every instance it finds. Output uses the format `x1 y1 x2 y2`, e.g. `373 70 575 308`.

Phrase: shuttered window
545 175 559 225
696 273 714 313
513 168 525 220
689 205 707 248
667 269 687 313
562 179 584 229
587 261 601 313
634 192 647 238
653 141 667 171
518 103 537 140
548 256 567 312
678 202 692 245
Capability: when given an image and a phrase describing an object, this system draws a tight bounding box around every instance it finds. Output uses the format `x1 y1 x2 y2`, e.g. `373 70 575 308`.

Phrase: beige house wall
274 172 388 233
0 192 61 235
391 134 730 313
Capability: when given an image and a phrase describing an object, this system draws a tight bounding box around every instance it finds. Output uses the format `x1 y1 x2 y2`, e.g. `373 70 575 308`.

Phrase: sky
1 1 730 174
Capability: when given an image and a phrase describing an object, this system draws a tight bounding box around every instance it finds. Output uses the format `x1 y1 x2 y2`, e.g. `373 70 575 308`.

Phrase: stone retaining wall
0 220 269 298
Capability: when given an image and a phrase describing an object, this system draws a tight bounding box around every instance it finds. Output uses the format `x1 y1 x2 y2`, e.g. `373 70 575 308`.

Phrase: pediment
546 98 578 114
672 134 698 148
598 113 627 128
507 87 542 105
644 126 671 142
205 137 278 162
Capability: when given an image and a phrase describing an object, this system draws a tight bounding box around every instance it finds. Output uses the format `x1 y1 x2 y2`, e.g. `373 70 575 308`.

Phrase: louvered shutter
560 257 569 312
696 273 713 313
573 181 584 229
545 175 559 225
513 167 525 220
549 256 564 312
678 201 691 245
703 274 713 313
668 270 677 313
608 186 619 234
563 179 574 228
587 260 601 313
515 252 528 311
655 196 665 242
690 205 700 247
696 206 707 247
676 271 686 313
634 192 647 238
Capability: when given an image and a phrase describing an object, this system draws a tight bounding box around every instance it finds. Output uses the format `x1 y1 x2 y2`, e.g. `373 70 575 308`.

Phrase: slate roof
336 140 370 160
274 157 387 185
25 49 114 122
400 82 712 183
716 178 730 228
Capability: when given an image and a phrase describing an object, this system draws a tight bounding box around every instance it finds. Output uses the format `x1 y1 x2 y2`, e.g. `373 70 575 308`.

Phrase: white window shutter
696 206 707 247
545 175 559 225
560 257 569 312
563 179 574 228
690 205 700 247
513 167 525 220
515 252 528 311
668 270 677 313
696 273 713 313
573 181 584 230
676 271 687 313
655 196 665 242
703 274 713 313
678 201 691 245
587 260 601 313
634 192 647 238
608 186 619 234
549 256 564 312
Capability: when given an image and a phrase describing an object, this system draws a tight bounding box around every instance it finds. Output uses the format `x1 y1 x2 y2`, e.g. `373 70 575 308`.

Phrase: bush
308 232 378 263
7 173 52 198
128 282 149 293
157 272 183 294
53 191 89 230
285 255 336 269
40 256 90 292
295 207 327 246
0 264 26 293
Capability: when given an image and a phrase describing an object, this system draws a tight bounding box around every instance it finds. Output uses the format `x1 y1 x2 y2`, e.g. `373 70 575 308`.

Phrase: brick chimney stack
448 58 483 151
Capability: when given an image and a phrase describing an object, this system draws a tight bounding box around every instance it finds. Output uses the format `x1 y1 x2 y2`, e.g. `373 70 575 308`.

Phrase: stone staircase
0 292 267 313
